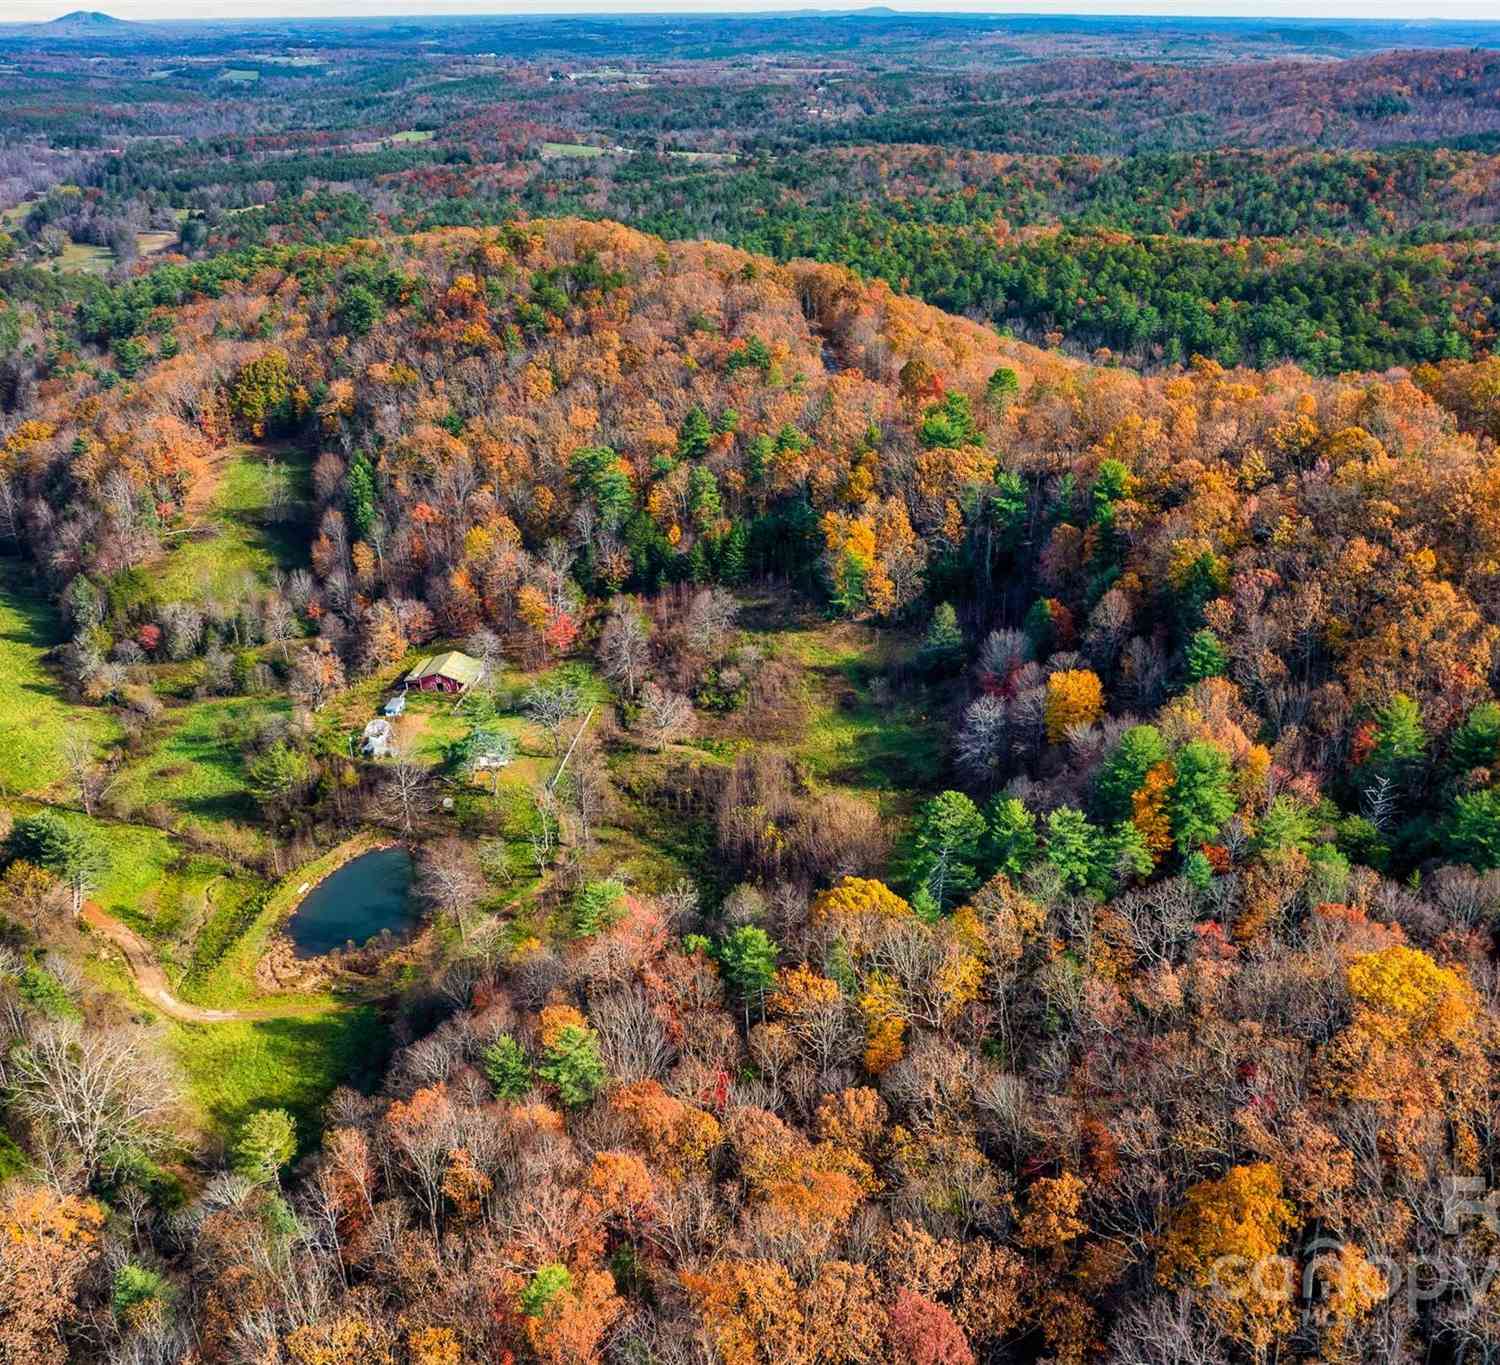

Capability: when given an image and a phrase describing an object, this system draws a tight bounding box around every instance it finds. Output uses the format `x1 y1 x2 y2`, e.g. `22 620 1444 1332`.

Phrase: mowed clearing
0 561 119 797
153 442 311 604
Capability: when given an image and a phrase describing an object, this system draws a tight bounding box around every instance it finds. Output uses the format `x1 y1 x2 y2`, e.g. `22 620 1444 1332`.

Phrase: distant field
541 141 610 159
219 68 259 84
539 141 727 163
52 239 112 276
351 129 436 152
136 229 178 257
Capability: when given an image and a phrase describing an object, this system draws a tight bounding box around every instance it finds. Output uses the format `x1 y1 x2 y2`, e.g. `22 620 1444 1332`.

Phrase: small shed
403 651 484 695
361 718 394 757
382 693 407 718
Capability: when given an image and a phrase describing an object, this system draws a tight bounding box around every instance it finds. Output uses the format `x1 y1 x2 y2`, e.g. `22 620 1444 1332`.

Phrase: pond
284 847 419 958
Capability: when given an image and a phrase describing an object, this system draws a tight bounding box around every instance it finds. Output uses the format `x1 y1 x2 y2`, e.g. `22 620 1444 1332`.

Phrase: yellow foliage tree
810 876 914 957
1330 944 1483 1113
0 1185 106 1365
1158 1162 1296 1353
1346 945 1477 1046
859 972 906 1075
1018 1171 1088 1252
1044 669 1104 743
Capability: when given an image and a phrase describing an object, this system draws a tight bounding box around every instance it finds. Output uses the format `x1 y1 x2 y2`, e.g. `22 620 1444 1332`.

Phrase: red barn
402 651 484 694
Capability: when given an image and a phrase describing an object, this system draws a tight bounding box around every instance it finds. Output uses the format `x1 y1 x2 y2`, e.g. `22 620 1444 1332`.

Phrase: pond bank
284 845 417 958
180 830 396 1008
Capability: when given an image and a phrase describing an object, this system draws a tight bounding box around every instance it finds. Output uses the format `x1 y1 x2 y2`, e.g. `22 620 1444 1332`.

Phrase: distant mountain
43 10 133 33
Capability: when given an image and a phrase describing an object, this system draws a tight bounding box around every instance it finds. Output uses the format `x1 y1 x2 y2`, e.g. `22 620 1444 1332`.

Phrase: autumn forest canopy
7 11 1500 1365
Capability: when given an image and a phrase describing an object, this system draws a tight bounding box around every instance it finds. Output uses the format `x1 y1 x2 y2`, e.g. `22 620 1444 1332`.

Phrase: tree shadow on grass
178 791 259 823
184 1006 389 1149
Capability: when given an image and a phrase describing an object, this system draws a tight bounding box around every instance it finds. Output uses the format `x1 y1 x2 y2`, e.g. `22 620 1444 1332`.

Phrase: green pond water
286 847 418 957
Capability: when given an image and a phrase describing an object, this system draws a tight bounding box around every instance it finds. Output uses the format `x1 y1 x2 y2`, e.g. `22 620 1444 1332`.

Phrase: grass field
219 68 260 84
71 828 394 1145
171 1005 386 1149
52 239 113 276
111 695 290 831
389 129 434 143
0 796 230 952
541 141 611 158
154 444 310 604
136 229 178 256
758 616 946 805
0 561 119 798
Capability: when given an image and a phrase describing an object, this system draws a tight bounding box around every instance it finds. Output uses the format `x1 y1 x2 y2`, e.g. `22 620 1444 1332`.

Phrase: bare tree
954 693 1009 787
0 1018 178 1187
591 986 676 1082
528 784 561 878
1106 1292 1228 1365
560 737 610 849
637 682 694 752
599 599 651 698
262 592 297 661
416 838 485 944
684 587 739 654
0 473 19 548
465 627 505 690
288 643 345 711
60 731 122 817
1361 773 1397 834
523 681 582 756
380 742 429 835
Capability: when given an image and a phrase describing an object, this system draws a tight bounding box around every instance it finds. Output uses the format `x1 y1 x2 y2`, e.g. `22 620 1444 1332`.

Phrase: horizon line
12 5 1500 28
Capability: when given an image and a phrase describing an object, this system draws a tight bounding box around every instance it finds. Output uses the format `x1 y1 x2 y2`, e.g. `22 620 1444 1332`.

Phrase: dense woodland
8 12 1500 1365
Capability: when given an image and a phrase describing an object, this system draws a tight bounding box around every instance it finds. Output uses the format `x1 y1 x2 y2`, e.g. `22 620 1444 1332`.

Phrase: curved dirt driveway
82 903 251 1023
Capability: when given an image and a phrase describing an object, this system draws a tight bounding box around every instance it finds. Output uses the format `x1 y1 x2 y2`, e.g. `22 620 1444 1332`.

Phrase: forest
5 10 1500 1365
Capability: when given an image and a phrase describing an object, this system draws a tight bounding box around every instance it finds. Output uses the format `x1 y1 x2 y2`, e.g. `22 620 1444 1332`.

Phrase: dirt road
81 903 250 1023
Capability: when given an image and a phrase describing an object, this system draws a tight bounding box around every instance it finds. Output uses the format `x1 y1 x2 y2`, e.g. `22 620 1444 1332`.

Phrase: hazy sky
10 0 1500 23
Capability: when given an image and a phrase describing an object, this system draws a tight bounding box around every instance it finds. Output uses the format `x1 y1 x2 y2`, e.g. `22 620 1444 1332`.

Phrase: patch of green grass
1 800 235 958
51 239 113 276
83 821 206 942
154 445 310 605
111 696 289 828
541 141 608 158
755 617 945 798
0 1130 28 1181
389 129 434 143
171 1006 386 1148
181 877 271 989
799 692 944 796
219 68 259 84
0 561 120 797
146 854 227 943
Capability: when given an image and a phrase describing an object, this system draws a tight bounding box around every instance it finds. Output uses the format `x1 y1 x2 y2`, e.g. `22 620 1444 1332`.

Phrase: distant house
382 693 407 718
361 718 394 757
403 651 484 695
